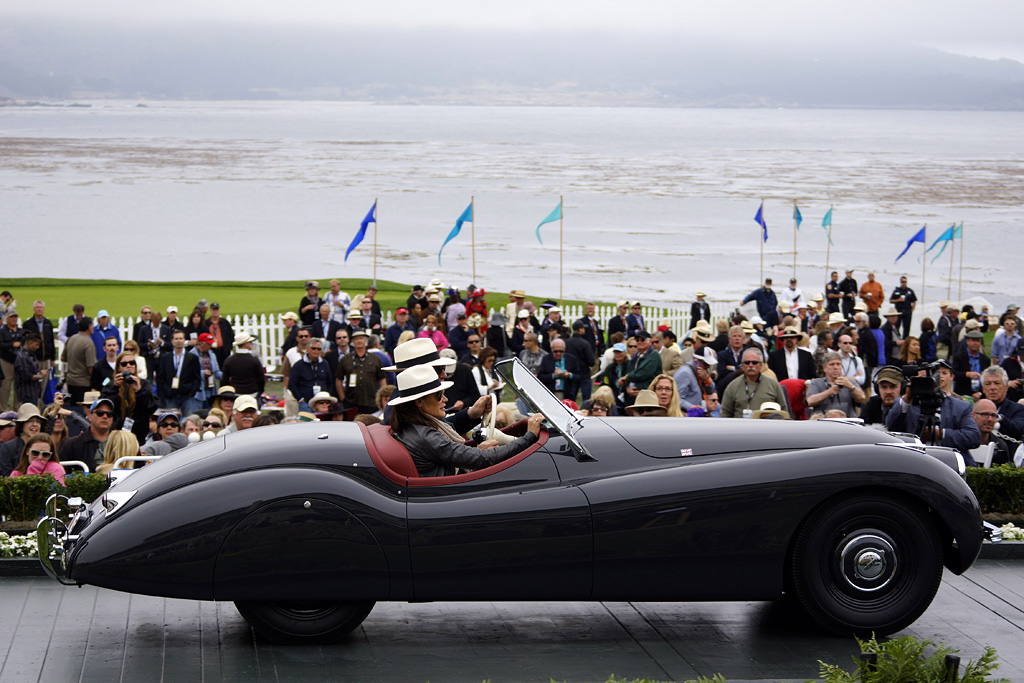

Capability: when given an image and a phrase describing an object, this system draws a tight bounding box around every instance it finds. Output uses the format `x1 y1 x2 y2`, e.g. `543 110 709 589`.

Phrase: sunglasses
297 334 310 339
310 347 323 351
29 449 52 458
627 344 637 349
590 406 608 413
160 421 179 427
93 410 114 418
742 360 761 366
202 421 223 428
119 360 137 367
632 407 659 415
468 339 481 344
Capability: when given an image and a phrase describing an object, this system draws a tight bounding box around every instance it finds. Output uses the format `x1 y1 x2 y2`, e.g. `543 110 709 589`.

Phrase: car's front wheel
790 494 943 636
235 600 375 645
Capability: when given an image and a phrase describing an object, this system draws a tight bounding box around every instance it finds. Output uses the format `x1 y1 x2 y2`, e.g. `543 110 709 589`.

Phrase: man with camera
806 352 865 417
885 362 980 460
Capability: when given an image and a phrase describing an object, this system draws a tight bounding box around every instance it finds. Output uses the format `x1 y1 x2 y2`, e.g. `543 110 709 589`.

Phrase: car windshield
494 357 591 460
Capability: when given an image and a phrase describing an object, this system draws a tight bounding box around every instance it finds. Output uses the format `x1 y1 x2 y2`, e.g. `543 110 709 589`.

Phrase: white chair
969 442 995 468
61 460 91 474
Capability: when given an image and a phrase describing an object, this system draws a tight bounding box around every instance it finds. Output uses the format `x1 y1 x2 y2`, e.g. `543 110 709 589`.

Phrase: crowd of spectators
0 271 1021 479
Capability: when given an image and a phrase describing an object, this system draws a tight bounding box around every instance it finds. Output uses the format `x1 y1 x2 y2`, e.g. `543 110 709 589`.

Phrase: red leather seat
361 423 418 483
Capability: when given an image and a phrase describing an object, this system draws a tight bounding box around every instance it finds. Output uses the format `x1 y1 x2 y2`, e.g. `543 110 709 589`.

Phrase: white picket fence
101 302 736 370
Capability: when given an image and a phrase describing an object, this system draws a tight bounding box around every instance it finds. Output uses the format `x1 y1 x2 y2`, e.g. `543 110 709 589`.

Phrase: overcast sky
4 0 1024 61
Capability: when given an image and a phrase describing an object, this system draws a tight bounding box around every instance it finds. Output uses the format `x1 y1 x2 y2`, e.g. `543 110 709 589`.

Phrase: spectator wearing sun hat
691 291 711 330
222 332 265 400
90 309 122 359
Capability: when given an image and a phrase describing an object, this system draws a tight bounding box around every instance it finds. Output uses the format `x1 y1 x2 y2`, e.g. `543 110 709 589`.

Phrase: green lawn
2 278 596 321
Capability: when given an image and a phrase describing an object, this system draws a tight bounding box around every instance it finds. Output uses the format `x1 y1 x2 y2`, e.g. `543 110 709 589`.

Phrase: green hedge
966 465 1024 515
0 473 109 522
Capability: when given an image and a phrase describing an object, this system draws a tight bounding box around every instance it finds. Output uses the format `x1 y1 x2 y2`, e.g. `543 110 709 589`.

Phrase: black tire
235 600 375 645
790 494 943 636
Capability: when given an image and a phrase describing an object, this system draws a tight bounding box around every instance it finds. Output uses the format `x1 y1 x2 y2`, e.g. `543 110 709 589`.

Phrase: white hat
309 391 333 409
695 290 706 297
97 309 110 318
166 305 178 314
233 331 256 346
693 347 717 366
826 312 846 326
882 305 900 317
280 311 299 321
234 395 259 413
387 364 454 406
383 338 456 373
517 309 530 319
617 300 629 308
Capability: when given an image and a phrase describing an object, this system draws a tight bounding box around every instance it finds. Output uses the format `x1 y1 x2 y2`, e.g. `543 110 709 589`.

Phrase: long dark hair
388 393 442 434
115 350 137 421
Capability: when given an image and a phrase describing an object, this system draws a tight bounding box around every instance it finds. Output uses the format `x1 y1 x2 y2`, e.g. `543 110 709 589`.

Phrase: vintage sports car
39 358 986 644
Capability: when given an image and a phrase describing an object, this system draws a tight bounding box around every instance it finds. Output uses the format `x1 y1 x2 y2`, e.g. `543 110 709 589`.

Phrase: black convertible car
39 358 985 644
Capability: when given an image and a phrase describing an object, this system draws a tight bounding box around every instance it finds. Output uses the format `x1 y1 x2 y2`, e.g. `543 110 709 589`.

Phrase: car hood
598 417 903 459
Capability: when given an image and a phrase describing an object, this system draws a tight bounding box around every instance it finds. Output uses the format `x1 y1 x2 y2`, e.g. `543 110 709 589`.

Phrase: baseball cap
234 395 259 412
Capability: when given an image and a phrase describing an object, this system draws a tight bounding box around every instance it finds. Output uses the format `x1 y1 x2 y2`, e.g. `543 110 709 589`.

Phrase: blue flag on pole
535 200 562 246
925 223 961 264
438 202 473 265
821 207 834 245
793 203 802 228
754 202 767 242
345 201 376 262
895 225 926 263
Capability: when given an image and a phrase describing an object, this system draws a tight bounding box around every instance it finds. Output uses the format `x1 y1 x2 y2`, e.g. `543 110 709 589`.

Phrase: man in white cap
674 347 717 412
221 395 260 435
880 305 904 366
90 309 122 359
160 305 184 352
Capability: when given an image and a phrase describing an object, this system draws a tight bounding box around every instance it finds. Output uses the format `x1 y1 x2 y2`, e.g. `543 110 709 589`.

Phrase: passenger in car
389 364 543 477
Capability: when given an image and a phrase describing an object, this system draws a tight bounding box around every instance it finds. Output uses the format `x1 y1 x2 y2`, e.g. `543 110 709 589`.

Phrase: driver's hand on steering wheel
526 413 544 436
467 395 491 420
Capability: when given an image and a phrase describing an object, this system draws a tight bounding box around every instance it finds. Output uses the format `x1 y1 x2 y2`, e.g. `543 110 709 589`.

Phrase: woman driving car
389 364 543 477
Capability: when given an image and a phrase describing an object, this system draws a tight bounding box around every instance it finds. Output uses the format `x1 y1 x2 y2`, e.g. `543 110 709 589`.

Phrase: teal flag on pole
438 202 473 265
793 203 803 228
926 223 961 264
535 200 562 246
821 207 834 245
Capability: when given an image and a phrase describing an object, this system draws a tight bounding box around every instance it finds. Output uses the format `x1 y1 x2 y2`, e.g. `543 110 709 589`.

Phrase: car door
406 449 592 601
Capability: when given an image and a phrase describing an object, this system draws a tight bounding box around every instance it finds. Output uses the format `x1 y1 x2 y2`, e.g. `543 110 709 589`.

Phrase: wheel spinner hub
838 533 897 593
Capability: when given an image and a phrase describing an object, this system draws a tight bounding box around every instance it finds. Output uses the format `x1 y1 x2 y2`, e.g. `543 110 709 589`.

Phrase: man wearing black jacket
156 330 202 414
952 330 990 400
538 338 584 401
566 321 596 403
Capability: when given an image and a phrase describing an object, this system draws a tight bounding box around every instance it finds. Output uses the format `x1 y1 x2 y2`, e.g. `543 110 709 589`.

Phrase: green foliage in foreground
0 473 108 522
819 634 1008 683
966 464 1024 515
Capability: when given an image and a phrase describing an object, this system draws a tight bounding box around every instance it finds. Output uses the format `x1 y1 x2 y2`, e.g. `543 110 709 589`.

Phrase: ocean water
2 101 1022 308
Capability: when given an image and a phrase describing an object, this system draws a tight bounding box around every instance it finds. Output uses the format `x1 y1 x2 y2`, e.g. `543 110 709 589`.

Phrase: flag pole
824 205 833 283
958 222 964 301
559 195 564 305
471 195 476 284
792 199 798 278
759 198 764 283
947 225 955 300
921 224 926 308
373 197 378 286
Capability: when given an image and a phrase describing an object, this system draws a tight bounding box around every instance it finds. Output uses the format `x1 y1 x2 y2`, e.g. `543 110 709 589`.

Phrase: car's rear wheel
235 600 375 645
790 494 942 636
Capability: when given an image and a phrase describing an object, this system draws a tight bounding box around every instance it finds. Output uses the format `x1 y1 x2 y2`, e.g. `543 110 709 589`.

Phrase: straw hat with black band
382 338 455 373
387 365 454 406
625 390 668 417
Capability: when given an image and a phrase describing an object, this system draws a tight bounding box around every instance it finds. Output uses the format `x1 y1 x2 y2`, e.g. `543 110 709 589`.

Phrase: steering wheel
485 394 516 445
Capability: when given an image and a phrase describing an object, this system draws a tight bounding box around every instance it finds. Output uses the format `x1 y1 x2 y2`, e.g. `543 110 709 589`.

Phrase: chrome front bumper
36 494 86 585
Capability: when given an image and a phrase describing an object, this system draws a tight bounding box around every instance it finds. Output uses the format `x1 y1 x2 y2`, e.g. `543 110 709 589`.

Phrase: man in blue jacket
742 278 780 329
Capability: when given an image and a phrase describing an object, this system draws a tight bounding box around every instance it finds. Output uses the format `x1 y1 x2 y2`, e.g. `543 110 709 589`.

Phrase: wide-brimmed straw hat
826 312 846 326
779 326 802 339
309 391 334 411
15 404 43 423
388 365 454 407
383 338 455 373
751 401 791 419
625 390 667 417
233 332 256 346
882 305 900 317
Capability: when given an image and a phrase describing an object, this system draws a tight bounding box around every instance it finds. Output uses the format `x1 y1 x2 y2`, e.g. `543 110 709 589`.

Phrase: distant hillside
2 19 1024 108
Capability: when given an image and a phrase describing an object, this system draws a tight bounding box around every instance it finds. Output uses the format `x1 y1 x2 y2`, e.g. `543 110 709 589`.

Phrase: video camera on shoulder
901 361 945 415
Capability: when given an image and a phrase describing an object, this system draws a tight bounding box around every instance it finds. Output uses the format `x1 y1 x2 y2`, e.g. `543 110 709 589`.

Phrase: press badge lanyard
743 377 761 408
172 351 183 390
